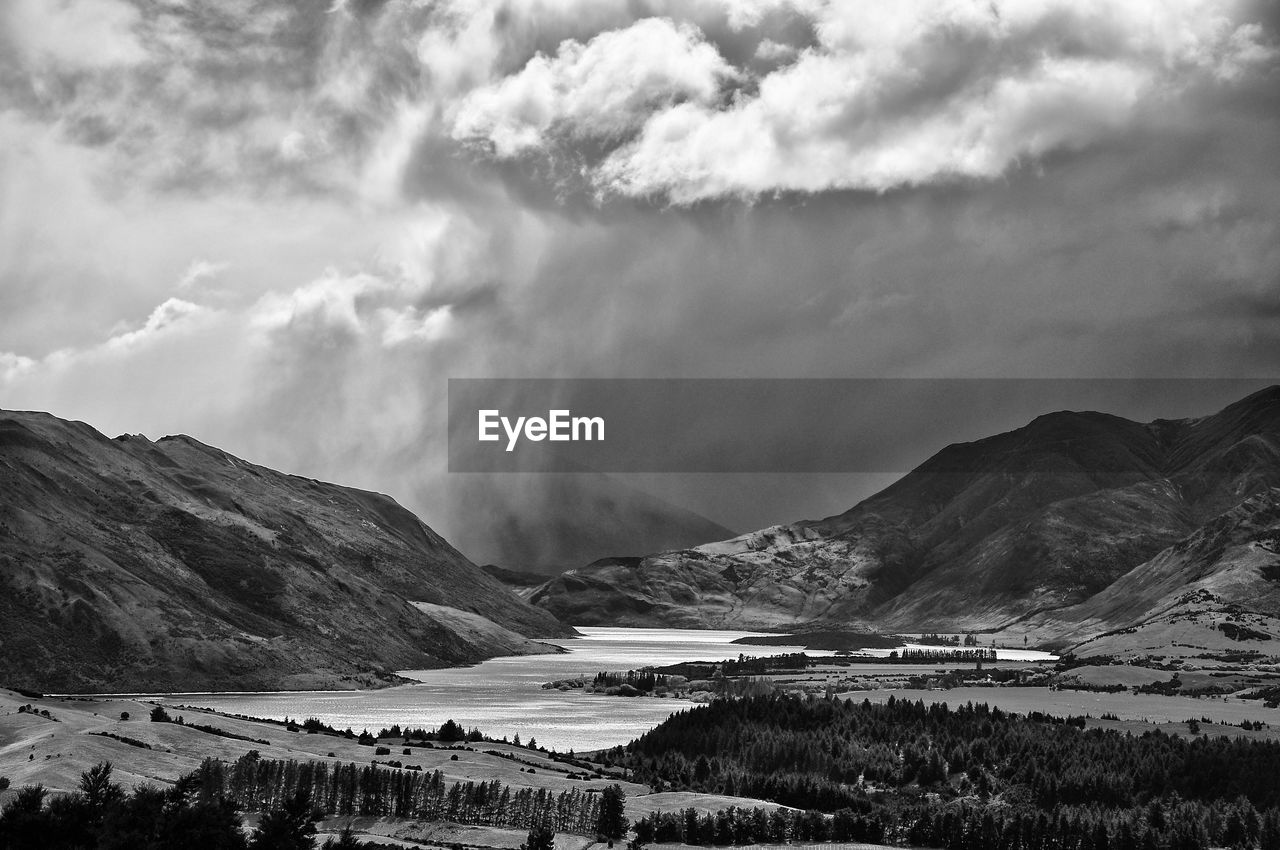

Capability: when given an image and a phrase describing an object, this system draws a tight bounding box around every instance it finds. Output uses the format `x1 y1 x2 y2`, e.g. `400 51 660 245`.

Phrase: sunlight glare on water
155 627 815 751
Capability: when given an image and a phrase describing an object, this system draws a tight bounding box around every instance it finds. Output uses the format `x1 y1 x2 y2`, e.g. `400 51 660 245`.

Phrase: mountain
1010 489 1280 660
0 410 572 693
479 563 553 588
530 387 1280 636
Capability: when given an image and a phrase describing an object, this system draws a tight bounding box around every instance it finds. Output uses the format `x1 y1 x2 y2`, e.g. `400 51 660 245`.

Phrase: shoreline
39 637 574 700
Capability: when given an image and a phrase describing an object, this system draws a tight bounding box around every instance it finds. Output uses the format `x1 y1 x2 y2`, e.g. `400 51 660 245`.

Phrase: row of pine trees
199 753 625 837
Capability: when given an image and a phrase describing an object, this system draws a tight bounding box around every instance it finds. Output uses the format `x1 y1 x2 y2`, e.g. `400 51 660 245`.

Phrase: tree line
610 693 1280 849
890 648 998 662
633 803 886 846
0 755 629 849
0 761 369 849
204 753 624 837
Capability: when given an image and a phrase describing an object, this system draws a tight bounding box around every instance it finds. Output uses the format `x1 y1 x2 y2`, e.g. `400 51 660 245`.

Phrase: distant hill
530 387 1280 643
479 564 552 587
0 410 572 693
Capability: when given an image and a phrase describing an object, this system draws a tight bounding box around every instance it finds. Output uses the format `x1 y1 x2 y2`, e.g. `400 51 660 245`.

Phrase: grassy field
626 792 790 817
1054 663 1278 694
0 686 799 845
308 818 599 850
0 687 649 799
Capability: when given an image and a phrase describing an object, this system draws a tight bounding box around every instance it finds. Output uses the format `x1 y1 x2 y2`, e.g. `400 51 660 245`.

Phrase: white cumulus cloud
380 305 454 346
106 298 213 351
446 0 1277 202
451 17 738 157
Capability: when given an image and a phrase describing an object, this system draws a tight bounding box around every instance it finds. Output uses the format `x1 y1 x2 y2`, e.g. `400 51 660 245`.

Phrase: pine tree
597 784 628 840
523 821 556 850
251 790 318 850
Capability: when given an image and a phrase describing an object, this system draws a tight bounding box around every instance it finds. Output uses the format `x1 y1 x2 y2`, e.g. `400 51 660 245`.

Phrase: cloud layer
1 0 1278 563
449 0 1276 200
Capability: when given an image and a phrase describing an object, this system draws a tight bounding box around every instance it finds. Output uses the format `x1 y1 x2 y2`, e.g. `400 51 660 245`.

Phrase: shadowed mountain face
531 387 1280 634
1010 489 1280 658
0 411 572 693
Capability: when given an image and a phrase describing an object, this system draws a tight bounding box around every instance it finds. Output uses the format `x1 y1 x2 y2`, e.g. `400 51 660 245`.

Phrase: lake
153 627 817 752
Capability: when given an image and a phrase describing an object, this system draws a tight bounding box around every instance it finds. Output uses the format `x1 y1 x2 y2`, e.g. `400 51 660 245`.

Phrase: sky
2 0 1279 567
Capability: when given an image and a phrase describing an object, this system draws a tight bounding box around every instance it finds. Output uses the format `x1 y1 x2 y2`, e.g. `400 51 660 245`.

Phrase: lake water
154 627 817 752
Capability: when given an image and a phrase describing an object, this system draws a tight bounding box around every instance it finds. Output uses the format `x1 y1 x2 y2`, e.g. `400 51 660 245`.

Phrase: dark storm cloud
2 0 1279 564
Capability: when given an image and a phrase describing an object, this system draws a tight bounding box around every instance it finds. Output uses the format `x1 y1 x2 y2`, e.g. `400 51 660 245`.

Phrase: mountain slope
531 387 1280 634
1013 488 1280 659
0 410 571 693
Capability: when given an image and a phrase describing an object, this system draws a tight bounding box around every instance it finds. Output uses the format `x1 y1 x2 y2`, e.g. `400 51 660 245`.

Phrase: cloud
0 352 35 382
251 271 384 340
1 0 148 72
379 305 454 346
446 0 1276 202
452 17 738 157
105 298 214 351
2 0 1279 562
754 38 799 64
176 259 230 292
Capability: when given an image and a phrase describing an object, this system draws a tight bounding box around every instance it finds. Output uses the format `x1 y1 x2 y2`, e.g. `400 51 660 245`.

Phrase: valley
6 391 1280 848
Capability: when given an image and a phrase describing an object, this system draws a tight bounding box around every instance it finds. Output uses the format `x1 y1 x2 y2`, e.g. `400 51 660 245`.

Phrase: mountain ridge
530 386 1280 639
0 409 571 693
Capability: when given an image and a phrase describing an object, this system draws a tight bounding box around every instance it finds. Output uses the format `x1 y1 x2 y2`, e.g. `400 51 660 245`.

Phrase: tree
119 711 130 721
438 719 465 742
597 785 628 840
81 762 123 813
151 794 248 850
522 821 556 850
633 814 655 844
251 790 318 850
0 785 49 848
150 705 172 723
